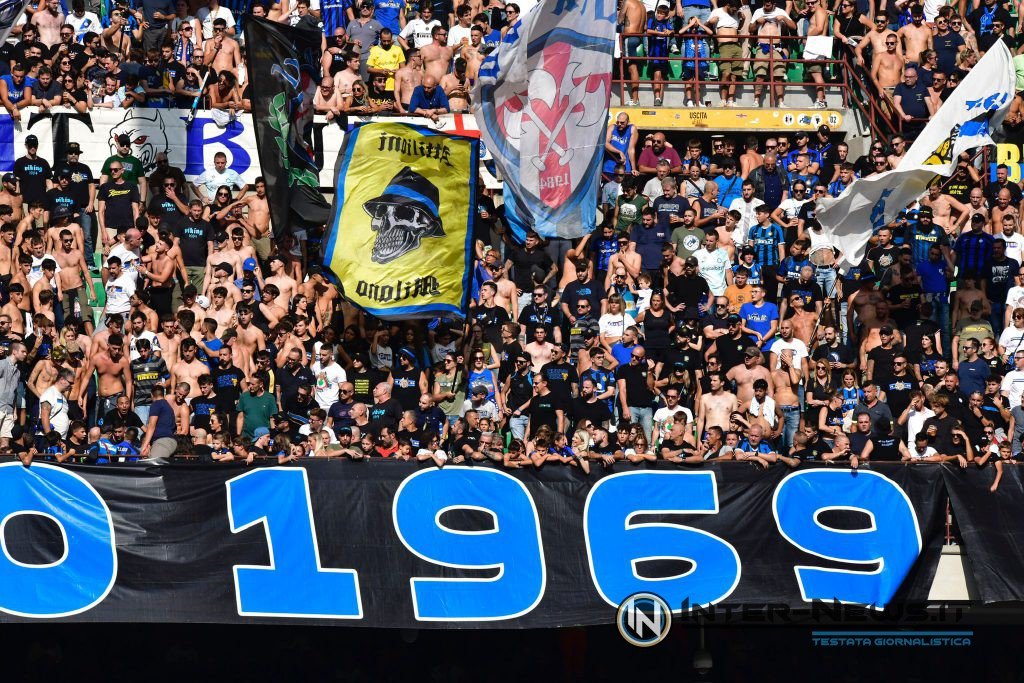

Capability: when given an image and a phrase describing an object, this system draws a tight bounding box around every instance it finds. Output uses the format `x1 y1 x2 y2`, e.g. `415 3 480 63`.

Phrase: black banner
0 460 955 627
942 466 1024 603
244 17 331 239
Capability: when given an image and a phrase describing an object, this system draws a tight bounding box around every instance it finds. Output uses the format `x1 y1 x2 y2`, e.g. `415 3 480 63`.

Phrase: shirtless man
54 228 94 334
440 58 471 113
224 227 257 267
301 266 340 326
770 360 801 449
921 181 970 234
265 254 297 310
951 273 989 328
128 292 159 332
156 314 180 370
208 287 236 335
31 0 64 48
0 178 23 223
171 338 206 400
0 222 15 276
847 278 884 345
870 33 906 100
419 25 454 82
28 346 63 404
274 321 306 367
990 188 1017 234
233 304 266 377
751 0 795 106
462 27 485 82
333 51 362 99
726 347 773 406
787 294 817 344
697 371 739 438
897 7 932 65
955 187 988 231
231 178 271 261
81 333 132 419
525 325 557 373
619 0 646 105
204 262 241 303
604 237 643 288
203 18 242 76
856 13 901 69
394 49 424 114
45 212 83 255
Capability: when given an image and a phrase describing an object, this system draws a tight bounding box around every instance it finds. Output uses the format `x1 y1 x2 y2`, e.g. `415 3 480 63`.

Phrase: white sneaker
686 99 695 107
654 97 663 106
777 99 787 108
729 99 737 107
814 99 827 109
624 98 638 106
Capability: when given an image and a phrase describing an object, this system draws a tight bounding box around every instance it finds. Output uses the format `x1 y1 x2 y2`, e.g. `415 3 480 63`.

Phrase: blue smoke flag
472 0 616 242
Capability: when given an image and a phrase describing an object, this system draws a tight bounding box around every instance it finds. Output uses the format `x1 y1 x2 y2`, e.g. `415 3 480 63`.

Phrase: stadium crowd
0 0 1020 489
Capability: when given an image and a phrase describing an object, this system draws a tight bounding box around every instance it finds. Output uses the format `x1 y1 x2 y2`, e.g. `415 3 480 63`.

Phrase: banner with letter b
322 122 478 320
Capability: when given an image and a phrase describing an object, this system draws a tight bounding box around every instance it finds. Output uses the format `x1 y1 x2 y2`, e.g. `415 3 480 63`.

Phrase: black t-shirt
562 278 606 315
886 283 922 328
14 155 52 204
571 397 613 430
903 319 939 360
879 374 918 418
350 367 386 404
781 278 823 310
148 193 181 221
45 187 78 217
98 181 140 229
173 216 213 267
528 392 560 432
811 343 854 386
275 364 315 408
716 333 756 374
52 161 95 208
190 395 225 431
368 398 403 429
509 247 553 291
616 361 654 407
867 244 899 278
804 436 831 461
869 435 902 461
518 302 561 338
101 409 144 430
212 364 245 407
391 367 422 412
506 371 534 413
467 303 509 347
868 344 901 383
540 361 577 408
665 273 710 315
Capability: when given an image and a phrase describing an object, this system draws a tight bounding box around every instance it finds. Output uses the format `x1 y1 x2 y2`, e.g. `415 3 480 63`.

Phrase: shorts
718 43 746 77
805 59 824 75
624 36 643 62
0 410 13 439
682 67 709 80
753 46 786 77
648 59 668 75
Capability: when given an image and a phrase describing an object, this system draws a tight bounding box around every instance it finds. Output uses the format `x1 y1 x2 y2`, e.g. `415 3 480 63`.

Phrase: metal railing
614 32 897 137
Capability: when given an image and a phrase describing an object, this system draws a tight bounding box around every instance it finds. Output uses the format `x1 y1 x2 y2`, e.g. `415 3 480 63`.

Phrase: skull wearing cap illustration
364 166 445 264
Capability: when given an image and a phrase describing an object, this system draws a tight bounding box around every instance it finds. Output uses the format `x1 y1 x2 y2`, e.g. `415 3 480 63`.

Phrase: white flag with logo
472 0 616 242
819 41 1015 269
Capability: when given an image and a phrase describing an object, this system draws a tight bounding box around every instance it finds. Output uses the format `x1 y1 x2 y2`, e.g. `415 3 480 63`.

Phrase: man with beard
140 383 190 459
211 345 244 413
571 377 613 431
236 373 276 439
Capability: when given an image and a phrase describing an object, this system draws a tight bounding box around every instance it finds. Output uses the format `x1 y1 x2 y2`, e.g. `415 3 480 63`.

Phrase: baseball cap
2 173 14 184
25 134 38 148
243 257 257 272
880 325 894 335
253 427 270 439
215 261 232 274
471 384 489 396
917 206 933 217
744 346 761 357
818 125 831 135
684 256 699 267
795 130 809 138
116 133 131 147
66 142 82 154
727 313 741 324
971 213 985 223
516 350 531 362
56 169 72 180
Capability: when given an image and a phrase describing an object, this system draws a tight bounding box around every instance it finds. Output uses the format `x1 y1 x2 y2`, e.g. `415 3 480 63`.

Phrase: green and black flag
244 17 331 239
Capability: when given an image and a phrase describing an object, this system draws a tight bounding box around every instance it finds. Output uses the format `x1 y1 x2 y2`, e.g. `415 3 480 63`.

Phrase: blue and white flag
472 0 616 242
819 41 1015 270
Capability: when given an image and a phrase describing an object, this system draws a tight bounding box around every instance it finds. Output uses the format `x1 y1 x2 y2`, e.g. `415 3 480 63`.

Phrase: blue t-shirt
739 301 779 340
149 399 177 440
373 0 404 33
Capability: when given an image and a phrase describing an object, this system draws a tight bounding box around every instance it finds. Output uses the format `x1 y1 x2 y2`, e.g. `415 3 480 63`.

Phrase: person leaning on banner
408 75 450 122
140 383 190 459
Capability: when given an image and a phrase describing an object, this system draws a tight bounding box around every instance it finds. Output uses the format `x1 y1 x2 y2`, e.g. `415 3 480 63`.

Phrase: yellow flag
322 122 479 319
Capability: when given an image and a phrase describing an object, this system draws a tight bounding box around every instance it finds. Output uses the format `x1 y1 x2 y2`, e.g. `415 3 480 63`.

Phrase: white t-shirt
129 331 161 361
709 6 740 29
1000 232 1024 265
448 24 473 48
601 179 622 208
906 407 935 445
311 361 347 410
909 443 937 460
197 5 236 40
599 312 636 339
28 253 61 288
371 344 393 370
460 398 500 420
769 337 809 372
108 243 142 276
1002 369 1024 408
751 7 791 36
104 272 136 315
40 384 70 437
776 197 808 223
694 247 731 295
66 11 101 40
749 394 778 428
999 325 1024 354
653 405 694 443
1005 285 1024 313
195 167 245 197
400 18 441 48
729 196 764 234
